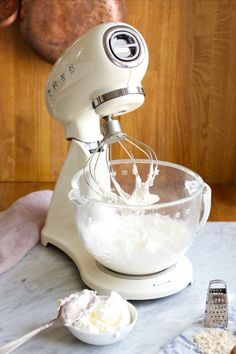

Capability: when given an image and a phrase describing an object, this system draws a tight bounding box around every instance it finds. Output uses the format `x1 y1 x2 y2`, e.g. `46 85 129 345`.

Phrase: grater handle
209 279 227 290
198 183 211 231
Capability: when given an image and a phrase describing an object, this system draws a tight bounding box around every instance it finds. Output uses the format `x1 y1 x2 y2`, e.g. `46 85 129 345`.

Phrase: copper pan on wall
19 0 127 63
0 0 19 28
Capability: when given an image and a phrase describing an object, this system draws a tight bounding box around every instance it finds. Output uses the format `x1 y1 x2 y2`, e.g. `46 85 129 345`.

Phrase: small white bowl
67 301 137 346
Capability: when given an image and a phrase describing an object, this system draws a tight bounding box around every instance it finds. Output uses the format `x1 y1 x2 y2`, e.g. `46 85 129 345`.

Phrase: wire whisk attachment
83 116 159 205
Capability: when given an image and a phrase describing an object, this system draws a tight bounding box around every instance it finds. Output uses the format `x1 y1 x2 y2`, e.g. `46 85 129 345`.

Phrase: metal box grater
204 279 228 328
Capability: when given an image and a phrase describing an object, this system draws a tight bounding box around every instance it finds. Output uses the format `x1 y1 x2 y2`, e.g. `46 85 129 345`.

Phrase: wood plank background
0 0 235 184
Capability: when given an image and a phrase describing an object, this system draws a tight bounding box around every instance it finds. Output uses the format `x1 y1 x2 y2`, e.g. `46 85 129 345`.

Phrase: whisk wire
125 135 159 185
82 124 159 204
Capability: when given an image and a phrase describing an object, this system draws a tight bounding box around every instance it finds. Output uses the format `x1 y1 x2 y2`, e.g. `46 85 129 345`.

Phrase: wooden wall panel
125 0 236 184
0 23 68 182
0 0 235 183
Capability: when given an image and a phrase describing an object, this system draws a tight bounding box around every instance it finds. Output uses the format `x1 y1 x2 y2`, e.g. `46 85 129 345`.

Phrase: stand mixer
41 22 211 300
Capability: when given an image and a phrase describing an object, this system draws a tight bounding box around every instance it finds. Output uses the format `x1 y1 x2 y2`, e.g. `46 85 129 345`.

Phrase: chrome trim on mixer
101 116 127 143
92 87 144 109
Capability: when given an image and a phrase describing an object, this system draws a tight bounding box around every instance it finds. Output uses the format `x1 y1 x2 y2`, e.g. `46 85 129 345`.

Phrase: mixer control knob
110 31 139 61
103 25 145 68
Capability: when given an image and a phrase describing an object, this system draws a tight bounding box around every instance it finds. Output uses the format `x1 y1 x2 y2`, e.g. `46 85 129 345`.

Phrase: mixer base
93 259 193 300
42 222 193 300
83 257 193 300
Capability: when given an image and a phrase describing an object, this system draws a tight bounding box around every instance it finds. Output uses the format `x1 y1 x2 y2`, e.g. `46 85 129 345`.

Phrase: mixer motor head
45 22 149 142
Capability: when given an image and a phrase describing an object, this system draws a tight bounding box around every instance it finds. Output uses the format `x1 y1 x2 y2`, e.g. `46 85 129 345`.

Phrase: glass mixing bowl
68 160 211 275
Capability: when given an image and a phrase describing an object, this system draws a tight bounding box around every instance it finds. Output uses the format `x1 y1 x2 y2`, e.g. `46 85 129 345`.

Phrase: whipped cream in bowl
59 289 137 346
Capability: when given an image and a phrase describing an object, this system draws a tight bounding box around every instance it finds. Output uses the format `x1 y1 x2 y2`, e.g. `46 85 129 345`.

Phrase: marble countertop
0 222 236 354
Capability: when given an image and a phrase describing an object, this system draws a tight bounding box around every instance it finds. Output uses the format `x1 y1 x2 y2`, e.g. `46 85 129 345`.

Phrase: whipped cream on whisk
110 161 159 205
93 159 159 205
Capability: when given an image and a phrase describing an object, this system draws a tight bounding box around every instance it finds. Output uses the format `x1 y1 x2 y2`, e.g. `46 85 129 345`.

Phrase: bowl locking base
85 256 193 300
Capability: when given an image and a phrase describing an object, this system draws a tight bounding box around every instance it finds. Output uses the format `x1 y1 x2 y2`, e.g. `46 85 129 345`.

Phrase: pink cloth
0 190 52 274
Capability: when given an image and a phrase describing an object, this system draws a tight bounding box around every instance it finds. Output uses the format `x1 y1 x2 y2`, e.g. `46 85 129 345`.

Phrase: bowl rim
69 159 206 209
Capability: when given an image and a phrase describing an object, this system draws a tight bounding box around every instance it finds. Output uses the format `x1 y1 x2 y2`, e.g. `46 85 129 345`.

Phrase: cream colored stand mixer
41 22 211 300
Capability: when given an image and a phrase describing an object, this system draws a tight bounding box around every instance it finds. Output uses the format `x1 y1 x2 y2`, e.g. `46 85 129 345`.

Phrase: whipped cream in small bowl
59 289 137 346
